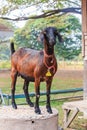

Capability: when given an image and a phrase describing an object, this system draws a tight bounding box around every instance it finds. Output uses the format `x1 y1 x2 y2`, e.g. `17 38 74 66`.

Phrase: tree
0 0 82 60
0 0 81 21
55 15 81 60
0 44 10 60
0 19 14 60
14 14 81 60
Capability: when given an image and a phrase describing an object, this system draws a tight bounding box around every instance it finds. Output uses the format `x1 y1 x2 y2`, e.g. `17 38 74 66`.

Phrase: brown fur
10 27 62 114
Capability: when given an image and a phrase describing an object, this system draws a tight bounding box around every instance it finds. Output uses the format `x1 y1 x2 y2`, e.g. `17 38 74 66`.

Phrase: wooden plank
82 0 87 57
83 60 87 98
82 0 87 32
84 35 87 56
63 100 87 128
84 36 87 46
85 47 87 56
82 34 85 57
64 108 79 128
85 35 87 40
63 100 87 111
64 109 70 122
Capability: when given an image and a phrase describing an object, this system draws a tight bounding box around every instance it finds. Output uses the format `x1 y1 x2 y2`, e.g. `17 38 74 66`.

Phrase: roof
0 23 14 41
0 23 13 31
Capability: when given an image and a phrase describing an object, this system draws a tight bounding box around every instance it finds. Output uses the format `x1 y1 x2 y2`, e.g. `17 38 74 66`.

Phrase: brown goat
10 27 62 114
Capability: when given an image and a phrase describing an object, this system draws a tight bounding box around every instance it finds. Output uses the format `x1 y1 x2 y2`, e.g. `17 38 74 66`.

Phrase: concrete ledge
0 106 58 130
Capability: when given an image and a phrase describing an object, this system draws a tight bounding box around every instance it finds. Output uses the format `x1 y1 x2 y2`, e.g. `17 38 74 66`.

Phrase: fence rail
0 87 83 105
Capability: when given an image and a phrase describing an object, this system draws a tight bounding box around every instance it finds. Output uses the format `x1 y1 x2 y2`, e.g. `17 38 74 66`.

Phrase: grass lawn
0 69 87 130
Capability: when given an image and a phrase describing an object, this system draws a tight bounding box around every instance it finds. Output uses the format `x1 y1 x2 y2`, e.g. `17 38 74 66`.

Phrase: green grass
0 60 11 69
0 69 85 130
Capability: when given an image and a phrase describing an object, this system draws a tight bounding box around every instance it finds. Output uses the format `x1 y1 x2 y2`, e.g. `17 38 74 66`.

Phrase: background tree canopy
0 0 81 20
14 14 81 60
0 0 82 60
0 19 14 60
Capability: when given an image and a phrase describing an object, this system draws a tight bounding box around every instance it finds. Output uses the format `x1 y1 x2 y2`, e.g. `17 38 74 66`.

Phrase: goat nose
49 39 55 45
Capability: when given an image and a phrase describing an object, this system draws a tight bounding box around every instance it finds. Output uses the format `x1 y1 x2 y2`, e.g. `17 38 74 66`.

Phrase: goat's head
40 27 62 47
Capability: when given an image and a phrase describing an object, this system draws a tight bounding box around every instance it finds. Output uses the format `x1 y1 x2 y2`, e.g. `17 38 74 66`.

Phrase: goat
10 27 62 114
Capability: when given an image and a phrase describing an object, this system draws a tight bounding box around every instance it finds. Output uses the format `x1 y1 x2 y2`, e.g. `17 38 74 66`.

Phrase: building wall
0 31 14 42
82 0 87 99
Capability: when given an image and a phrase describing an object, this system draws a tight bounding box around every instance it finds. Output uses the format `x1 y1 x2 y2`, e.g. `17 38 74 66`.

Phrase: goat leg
11 71 18 109
46 94 52 113
35 94 41 114
11 88 17 109
35 79 41 114
46 79 52 114
23 79 34 107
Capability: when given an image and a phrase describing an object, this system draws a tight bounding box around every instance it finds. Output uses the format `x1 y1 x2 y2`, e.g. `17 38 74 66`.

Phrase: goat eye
43 31 46 35
55 31 58 36
54 31 56 34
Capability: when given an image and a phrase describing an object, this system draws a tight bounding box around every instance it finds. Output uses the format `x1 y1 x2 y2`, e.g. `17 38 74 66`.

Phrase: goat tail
10 42 15 55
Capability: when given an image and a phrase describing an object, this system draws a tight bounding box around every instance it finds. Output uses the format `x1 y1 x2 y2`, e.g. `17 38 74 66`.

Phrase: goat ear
38 31 46 43
55 31 63 42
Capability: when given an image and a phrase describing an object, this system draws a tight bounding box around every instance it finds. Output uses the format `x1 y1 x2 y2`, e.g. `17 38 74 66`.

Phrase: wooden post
82 0 87 100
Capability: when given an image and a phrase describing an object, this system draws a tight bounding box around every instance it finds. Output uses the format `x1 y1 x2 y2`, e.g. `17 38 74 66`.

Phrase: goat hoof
35 108 41 114
47 109 53 114
12 102 17 109
28 102 34 107
46 106 52 114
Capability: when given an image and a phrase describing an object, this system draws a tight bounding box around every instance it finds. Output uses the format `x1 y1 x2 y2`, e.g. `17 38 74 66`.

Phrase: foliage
3 0 81 8
0 60 11 69
0 44 10 60
56 15 82 60
0 19 14 29
14 14 81 60
0 0 81 20
0 19 15 60
0 0 82 60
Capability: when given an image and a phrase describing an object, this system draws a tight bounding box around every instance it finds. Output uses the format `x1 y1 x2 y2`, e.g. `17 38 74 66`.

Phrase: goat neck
43 49 54 58
43 49 56 73
44 39 54 55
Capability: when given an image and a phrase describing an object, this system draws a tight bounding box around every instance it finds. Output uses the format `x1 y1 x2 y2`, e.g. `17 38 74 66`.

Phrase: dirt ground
0 69 83 79
0 70 83 79
0 70 10 78
0 69 83 91
55 69 83 80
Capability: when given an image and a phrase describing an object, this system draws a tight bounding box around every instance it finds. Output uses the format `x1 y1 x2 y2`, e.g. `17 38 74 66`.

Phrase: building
0 23 14 43
0 23 14 60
